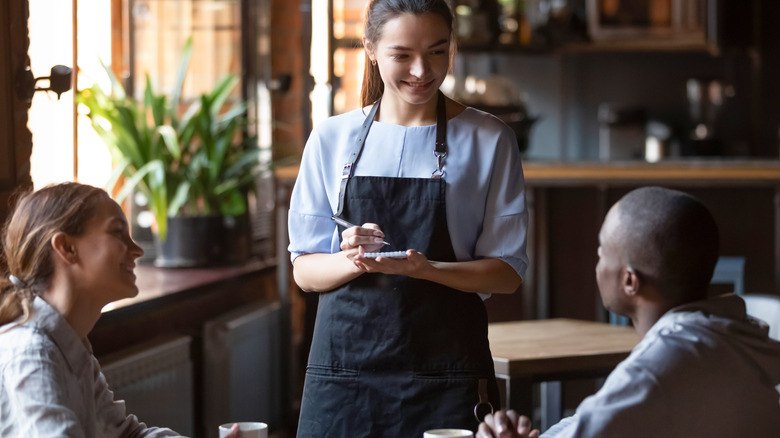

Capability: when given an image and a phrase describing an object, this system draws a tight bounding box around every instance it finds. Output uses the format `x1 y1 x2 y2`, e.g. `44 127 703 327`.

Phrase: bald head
611 187 719 303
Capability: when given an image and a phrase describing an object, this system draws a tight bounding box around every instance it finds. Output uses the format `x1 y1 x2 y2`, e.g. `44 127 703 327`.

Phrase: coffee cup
218 422 268 438
423 429 474 438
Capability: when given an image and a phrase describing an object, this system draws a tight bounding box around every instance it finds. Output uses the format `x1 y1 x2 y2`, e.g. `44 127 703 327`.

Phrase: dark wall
759 0 780 157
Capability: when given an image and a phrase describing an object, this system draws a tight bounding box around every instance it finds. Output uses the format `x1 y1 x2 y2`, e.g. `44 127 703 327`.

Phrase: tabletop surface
488 318 640 377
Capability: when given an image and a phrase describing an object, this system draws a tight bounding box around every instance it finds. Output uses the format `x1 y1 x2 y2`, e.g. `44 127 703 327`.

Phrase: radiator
203 301 289 438
101 335 195 436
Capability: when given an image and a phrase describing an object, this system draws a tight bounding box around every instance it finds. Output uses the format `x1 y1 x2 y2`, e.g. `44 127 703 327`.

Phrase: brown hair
360 0 455 107
0 182 106 326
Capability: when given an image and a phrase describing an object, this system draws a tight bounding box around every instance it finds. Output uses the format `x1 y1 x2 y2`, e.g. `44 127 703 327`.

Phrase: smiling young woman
0 183 241 437
288 1 529 436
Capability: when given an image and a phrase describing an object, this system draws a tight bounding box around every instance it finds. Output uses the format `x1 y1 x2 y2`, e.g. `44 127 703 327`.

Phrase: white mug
424 429 474 438
218 422 268 438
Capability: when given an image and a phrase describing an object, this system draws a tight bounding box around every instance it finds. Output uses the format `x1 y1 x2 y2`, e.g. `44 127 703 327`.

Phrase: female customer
288 0 528 436
0 183 239 438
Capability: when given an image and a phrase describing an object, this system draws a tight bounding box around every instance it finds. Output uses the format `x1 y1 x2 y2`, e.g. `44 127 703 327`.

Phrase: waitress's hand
354 249 430 277
339 223 387 267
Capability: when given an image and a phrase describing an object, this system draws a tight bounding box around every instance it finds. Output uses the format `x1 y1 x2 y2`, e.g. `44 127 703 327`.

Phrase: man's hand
478 410 540 438
221 423 241 438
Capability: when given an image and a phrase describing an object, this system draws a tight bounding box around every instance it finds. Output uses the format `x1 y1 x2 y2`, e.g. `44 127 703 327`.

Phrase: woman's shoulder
456 106 513 132
449 106 518 152
0 322 53 358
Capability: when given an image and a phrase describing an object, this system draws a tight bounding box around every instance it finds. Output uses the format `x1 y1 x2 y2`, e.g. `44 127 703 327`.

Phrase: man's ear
51 232 78 264
622 266 640 296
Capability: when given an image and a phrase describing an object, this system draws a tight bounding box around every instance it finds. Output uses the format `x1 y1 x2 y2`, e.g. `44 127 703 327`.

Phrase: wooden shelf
559 40 717 54
454 34 721 56
101 258 275 313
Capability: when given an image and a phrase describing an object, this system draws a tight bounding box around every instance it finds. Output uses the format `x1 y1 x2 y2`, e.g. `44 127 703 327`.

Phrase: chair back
711 256 745 295
743 294 780 340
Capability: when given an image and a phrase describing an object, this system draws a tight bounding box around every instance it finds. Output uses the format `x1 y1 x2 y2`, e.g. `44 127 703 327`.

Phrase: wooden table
488 318 639 429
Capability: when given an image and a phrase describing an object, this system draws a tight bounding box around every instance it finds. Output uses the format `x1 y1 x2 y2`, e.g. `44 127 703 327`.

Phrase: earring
371 59 377 66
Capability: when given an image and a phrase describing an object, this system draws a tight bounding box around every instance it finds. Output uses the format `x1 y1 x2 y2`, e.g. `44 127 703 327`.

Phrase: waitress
288 0 528 436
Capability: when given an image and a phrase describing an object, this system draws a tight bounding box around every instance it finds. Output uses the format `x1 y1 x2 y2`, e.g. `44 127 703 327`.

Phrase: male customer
479 186 780 437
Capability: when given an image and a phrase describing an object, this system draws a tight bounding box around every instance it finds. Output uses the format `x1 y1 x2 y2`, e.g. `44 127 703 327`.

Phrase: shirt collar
31 296 93 373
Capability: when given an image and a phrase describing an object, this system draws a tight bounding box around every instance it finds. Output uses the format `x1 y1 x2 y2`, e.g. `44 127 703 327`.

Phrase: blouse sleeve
92 356 181 437
3 350 88 437
287 130 340 262
473 124 529 280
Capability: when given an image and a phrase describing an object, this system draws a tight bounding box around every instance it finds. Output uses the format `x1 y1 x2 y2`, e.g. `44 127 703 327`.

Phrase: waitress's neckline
361 105 472 128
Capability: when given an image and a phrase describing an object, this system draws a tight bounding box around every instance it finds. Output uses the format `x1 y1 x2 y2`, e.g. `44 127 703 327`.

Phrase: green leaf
170 36 194 128
157 125 181 160
215 103 247 128
114 160 165 204
210 118 237 182
104 157 131 197
98 57 126 99
168 180 191 216
144 75 165 127
219 190 247 216
208 75 240 119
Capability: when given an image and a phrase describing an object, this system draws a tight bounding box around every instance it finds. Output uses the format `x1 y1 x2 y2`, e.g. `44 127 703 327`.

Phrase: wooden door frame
0 0 33 225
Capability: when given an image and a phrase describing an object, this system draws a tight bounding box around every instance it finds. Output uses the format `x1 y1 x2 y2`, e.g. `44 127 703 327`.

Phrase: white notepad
362 251 407 259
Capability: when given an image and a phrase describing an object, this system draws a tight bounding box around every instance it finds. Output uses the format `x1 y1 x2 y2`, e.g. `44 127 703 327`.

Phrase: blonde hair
1 182 106 326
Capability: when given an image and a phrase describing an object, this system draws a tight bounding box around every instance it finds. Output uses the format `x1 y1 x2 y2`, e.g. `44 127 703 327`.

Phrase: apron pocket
299 369 396 437
414 369 487 380
305 364 360 378
405 371 486 433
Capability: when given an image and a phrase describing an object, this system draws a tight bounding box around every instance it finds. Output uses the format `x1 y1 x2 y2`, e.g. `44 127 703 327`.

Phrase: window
28 0 248 189
28 0 275 260
28 0 113 189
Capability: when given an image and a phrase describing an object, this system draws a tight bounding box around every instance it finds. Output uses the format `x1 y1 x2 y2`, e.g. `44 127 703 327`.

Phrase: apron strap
474 378 495 422
334 91 448 217
432 91 447 179
335 98 381 217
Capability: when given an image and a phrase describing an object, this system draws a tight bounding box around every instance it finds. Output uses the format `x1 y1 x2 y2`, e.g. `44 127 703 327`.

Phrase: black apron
297 92 499 437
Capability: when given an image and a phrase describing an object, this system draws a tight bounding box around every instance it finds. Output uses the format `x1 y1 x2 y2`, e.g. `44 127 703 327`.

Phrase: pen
331 216 390 246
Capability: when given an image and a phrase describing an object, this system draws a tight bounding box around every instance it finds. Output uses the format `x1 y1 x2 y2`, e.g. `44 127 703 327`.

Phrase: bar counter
522 159 780 185
277 159 780 186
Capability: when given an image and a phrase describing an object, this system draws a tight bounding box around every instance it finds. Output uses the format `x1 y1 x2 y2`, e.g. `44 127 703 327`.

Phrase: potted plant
78 38 262 267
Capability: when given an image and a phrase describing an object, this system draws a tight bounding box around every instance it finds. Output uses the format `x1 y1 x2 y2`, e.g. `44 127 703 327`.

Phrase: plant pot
153 215 251 268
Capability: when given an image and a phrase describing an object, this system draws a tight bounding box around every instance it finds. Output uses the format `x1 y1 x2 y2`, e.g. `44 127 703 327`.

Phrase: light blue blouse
288 106 529 281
